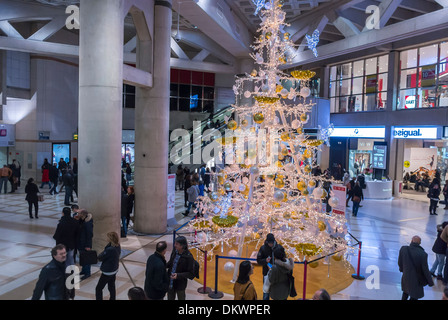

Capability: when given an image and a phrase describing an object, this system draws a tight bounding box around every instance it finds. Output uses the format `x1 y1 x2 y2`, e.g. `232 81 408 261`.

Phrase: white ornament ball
300 87 311 98
328 197 340 207
250 166 259 176
313 187 324 199
291 119 301 129
256 56 264 64
274 191 285 202
244 91 252 98
228 250 238 257
280 88 289 97
224 261 235 272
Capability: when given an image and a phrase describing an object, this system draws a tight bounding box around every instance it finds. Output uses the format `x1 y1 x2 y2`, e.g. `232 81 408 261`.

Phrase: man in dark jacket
77 209 94 280
398 236 434 300
145 241 169 300
53 207 79 268
49 163 59 195
32 244 69 300
167 236 194 300
121 189 129 237
257 233 284 300
62 170 75 205
428 183 441 215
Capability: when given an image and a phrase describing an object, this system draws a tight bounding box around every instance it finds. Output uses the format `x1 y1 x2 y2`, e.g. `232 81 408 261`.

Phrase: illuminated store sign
330 127 385 138
393 127 438 139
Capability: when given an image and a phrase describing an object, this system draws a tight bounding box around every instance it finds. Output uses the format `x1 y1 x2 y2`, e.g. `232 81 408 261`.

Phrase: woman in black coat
95 232 121 300
25 178 40 219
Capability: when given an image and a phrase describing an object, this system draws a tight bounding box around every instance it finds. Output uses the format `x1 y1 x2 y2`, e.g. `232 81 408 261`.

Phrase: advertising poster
331 184 347 215
366 74 377 94
167 174 176 220
403 147 438 178
420 64 436 87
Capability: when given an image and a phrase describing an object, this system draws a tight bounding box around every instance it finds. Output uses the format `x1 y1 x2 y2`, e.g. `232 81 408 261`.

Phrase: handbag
352 195 361 203
262 271 271 293
37 194 44 202
288 272 297 297
79 250 98 266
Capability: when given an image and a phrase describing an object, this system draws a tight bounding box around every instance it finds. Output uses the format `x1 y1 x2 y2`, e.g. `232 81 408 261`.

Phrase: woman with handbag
25 178 40 219
234 261 257 300
95 232 121 300
351 181 364 217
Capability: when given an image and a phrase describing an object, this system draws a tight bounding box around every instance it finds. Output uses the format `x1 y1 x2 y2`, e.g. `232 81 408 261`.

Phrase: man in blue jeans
0 165 11 193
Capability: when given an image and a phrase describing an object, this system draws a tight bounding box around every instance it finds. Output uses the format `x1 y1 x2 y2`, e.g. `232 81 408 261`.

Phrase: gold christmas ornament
318 221 326 231
290 70 316 81
295 243 322 257
253 112 265 124
274 178 285 188
280 132 290 141
227 120 238 130
212 215 239 228
254 96 280 105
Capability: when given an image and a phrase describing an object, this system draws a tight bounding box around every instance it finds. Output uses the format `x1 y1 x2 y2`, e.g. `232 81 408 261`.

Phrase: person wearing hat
257 233 283 300
166 236 195 300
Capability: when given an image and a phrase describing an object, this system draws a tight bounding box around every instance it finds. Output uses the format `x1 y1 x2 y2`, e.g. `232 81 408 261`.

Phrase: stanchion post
197 250 211 294
302 260 308 300
351 241 365 280
208 255 223 299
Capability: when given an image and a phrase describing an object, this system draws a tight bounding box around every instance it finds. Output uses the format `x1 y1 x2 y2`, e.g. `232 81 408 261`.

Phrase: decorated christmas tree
188 0 351 275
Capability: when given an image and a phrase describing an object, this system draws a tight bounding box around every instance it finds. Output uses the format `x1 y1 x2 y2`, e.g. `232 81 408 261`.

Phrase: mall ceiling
0 0 447 71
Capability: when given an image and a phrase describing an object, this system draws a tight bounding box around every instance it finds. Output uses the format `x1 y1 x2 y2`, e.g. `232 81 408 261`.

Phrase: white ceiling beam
173 29 235 66
170 57 236 74
124 36 137 53
192 49 210 62
28 15 66 41
123 64 152 88
286 0 366 42
400 0 442 13
172 0 251 57
0 21 24 39
0 0 66 21
0 35 78 57
332 16 361 37
287 7 448 67
170 37 189 60
434 0 448 7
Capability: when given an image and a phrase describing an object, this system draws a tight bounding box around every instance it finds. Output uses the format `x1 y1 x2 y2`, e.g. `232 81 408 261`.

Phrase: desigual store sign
392 127 439 139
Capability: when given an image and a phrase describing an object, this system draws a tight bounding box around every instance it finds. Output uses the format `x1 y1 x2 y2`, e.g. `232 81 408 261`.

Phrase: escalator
168 105 234 173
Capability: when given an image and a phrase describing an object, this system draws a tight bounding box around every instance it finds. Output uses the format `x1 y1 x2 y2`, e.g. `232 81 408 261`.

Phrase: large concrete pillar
78 0 123 250
133 0 172 234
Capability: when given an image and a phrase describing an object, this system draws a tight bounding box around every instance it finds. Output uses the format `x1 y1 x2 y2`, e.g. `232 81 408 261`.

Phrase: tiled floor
0 184 446 300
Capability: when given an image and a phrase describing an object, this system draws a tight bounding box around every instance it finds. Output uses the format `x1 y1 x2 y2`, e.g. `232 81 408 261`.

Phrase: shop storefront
329 126 393 199
396 126 442 186
329 126 386 176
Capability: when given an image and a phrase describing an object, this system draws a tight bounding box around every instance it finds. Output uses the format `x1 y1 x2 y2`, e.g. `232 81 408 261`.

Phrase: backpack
193 259 200 279
188 258 200 280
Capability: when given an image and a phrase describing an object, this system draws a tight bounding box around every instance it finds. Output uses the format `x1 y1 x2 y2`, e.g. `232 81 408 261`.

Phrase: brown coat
233 280 257 300
440 225 448 245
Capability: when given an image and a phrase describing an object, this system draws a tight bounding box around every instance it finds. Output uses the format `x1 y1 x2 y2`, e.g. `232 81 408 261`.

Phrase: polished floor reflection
0 186 446 300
